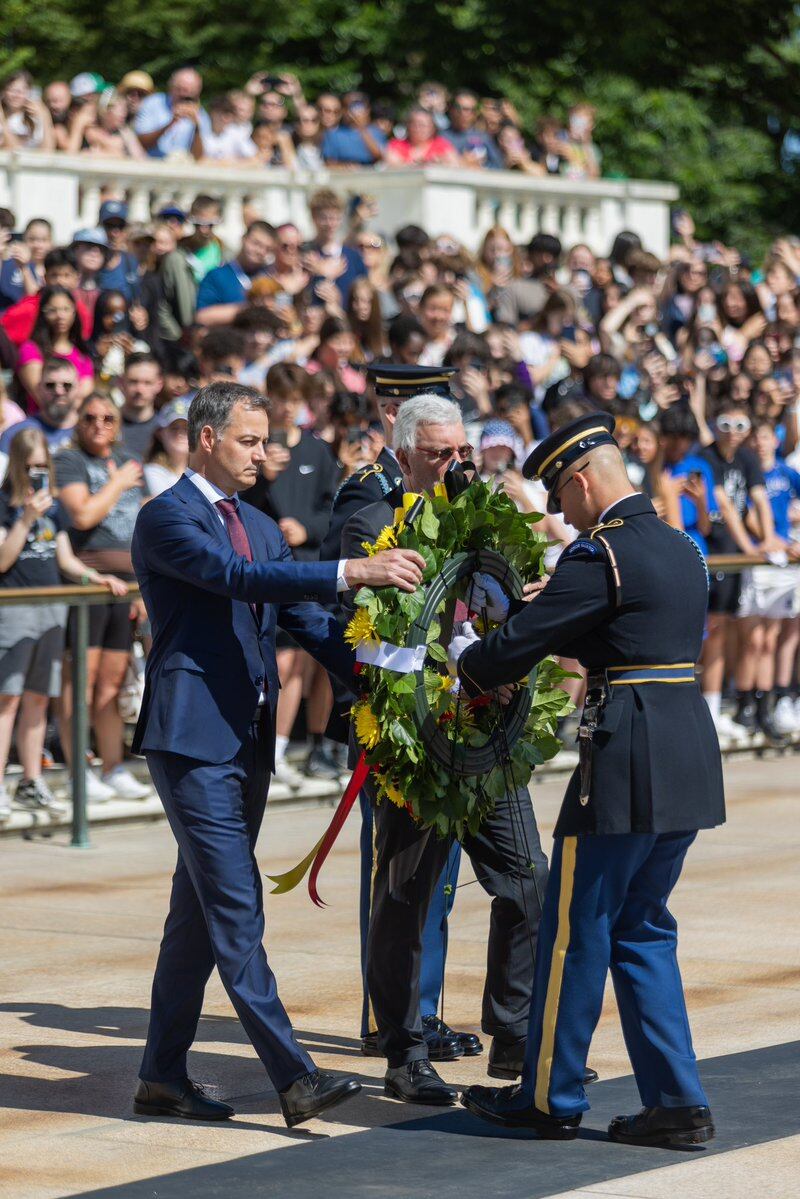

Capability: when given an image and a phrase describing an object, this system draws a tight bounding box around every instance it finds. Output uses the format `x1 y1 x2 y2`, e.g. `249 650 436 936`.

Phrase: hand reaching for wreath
447 620 480 674
470 571 510 621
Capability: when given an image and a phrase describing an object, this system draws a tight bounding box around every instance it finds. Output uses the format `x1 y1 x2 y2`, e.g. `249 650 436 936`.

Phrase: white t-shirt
144 462 181 498
202 125 258 160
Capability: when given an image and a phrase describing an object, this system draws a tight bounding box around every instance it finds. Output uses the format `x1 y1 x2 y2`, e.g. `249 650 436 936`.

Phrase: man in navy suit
130 381 424 1128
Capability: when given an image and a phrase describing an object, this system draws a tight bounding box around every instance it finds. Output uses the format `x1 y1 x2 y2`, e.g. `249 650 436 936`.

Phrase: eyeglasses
554 458 592 501
193 220 219 229
414 444 473 463
104 222 126 232
27 463 49 472
261 97 285 107
358 239 383 250
81 413 116 426
43 380 74 392
279 241 299 250
716 416 751 433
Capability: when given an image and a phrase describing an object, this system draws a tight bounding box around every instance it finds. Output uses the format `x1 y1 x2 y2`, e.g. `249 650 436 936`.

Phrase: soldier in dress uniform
452 411 726 1146
323 365 475 1065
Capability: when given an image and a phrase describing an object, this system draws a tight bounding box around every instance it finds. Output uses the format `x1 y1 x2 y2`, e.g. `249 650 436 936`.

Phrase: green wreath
345 479 574 838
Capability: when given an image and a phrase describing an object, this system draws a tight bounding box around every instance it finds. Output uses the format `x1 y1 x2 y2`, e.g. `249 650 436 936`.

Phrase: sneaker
272 758 304 788
773 696 800 736
14 776 66 814
0 783 11 823
714 712 750 743
304 746 342 782
101 766 151 800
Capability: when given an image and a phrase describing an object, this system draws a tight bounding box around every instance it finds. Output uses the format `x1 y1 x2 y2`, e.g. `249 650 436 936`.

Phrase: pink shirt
386 136 457 165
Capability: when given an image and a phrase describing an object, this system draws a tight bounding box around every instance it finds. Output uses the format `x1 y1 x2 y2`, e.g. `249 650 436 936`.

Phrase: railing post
70 602 90 848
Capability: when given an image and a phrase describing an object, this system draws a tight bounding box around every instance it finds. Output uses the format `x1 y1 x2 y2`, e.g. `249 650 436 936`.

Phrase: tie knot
217 498 238 517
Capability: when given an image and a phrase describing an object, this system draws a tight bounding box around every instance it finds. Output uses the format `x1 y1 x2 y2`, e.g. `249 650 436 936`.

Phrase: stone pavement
0 756 798 1199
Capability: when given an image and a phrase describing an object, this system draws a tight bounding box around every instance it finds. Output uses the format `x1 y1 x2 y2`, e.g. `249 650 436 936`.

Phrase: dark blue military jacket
458 493 726 837
320 447 403 561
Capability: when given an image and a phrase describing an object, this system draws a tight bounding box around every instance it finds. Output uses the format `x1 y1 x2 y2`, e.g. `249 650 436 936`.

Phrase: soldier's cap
366 364 456 399
523 411 617 513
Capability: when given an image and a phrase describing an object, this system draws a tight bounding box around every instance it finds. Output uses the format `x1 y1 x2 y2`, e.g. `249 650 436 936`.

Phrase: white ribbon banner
355 639 428 673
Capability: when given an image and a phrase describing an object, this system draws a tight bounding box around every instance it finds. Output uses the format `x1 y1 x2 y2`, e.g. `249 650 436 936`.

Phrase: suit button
255 676 263 686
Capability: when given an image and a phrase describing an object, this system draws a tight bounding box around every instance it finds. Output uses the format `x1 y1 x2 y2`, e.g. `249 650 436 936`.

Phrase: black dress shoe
279 1069 361 1128
487 1037 599 1086
361 1031 381 1057
462 1084 580 1138
384 1059 458 1105
133 1078 234 1121
422 1014 482 1058
609 1105 715 1147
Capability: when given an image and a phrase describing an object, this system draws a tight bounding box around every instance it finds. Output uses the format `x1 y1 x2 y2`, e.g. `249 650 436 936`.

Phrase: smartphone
561 324 576 343
269 430 288 448
30 469 49 493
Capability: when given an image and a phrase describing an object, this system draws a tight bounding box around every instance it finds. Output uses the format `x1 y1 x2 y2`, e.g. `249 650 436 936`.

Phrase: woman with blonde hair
0 427 126 819
55 393 147 801
477 225 521 294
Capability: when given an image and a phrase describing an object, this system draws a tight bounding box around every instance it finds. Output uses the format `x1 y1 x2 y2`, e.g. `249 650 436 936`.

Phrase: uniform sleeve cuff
336 559 349 592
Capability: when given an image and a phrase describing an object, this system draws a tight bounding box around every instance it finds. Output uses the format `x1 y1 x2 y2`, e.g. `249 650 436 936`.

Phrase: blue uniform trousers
521 830 708 1117
358 792 461 1036
140 716 313 1093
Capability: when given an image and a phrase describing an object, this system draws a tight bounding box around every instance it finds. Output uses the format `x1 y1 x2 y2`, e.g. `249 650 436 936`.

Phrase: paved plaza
1 755 798 1199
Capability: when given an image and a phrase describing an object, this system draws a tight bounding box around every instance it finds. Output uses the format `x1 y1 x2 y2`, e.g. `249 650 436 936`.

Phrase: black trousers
366 786 548 1068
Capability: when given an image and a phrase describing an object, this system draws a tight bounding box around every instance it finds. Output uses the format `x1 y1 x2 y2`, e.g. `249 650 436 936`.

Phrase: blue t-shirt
306 244 367 305
0 416 76 456
196 260 268 309
321 124 386 165
665 453 718 556
764 461 800 541
98 252 141 302
443 128 503 169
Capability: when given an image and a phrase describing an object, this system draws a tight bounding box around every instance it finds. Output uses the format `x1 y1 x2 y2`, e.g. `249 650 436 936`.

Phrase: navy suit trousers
139 714 313 1092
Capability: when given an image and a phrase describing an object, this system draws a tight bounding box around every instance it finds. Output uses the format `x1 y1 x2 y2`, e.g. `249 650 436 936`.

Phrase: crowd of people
0 169 798 823
0 66 601 176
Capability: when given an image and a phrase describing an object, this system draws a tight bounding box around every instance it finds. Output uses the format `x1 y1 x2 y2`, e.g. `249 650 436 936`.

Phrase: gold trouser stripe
607 663 694 671
367 812 378 1030
610 677 695 685
534 835 578 1114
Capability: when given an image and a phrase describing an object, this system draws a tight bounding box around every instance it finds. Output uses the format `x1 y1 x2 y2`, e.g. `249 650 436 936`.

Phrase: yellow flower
344 609 378 649
437 674 456 692
375 773 405 807
362 524 398 556
353 701 381 750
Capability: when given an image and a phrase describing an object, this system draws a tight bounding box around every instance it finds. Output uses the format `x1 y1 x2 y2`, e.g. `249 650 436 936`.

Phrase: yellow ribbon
266 832 326 894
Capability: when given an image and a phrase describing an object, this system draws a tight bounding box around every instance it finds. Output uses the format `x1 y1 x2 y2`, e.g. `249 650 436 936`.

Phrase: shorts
0 604 67 697
738 565 800 620
67 600 133 653
707 569 742 615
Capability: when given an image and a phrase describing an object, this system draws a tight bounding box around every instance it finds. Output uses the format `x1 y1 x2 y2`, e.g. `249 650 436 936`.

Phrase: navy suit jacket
131 474 355 765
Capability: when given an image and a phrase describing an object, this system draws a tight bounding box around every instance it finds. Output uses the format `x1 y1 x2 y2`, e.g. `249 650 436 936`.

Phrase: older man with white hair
339 392 553 1107
134 67 210 160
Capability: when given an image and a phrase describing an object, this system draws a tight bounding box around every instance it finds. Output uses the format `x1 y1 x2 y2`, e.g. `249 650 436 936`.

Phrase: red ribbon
308 750 371 907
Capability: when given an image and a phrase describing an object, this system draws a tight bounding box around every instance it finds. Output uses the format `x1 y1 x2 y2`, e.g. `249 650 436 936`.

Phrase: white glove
447 620 480 674
470 571 510 621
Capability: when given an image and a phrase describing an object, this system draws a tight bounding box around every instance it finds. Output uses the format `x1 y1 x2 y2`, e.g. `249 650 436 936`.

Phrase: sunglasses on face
81 412 115 426
104 222 126 232
555 458 592 502
43 379 74 392
414 444 474 463
358 239 382 250
716 416 751 433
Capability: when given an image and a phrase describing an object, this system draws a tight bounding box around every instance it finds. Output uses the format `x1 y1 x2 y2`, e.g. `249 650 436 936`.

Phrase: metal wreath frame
405 548 536 775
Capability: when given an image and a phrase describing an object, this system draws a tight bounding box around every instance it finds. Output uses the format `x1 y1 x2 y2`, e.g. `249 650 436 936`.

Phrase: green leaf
425 641 448 663
419 505 440 540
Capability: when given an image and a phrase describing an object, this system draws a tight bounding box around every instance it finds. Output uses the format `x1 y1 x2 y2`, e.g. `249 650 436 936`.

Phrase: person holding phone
0 427 126 819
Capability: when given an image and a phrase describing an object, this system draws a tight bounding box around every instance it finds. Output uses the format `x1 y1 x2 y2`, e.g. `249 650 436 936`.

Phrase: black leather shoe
279 1069 361 1128
361 1031 381 1057
133 1078 234 1121
462 1084 580 1137
487 1037 598 1086
609 1105 715 1147
422 1014 482 1058
385 1059 458 1105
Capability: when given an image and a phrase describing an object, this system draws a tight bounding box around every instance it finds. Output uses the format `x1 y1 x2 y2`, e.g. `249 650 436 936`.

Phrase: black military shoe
133 1078 234 1121
487 1036 598 1086
385 1059 459 1105
422 1014 482 1058
361 1030 381 1057
609 1104 714 1147
279 1069 361 1128
462 1084 580 1137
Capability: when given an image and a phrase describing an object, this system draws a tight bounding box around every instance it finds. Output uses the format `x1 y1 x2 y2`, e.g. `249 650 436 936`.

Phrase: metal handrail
0 585 140 848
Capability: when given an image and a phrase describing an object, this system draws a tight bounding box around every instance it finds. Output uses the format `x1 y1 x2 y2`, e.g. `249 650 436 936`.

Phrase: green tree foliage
0 0 797 251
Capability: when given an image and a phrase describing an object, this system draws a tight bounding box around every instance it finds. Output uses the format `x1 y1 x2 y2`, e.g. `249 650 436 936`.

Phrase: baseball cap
70 72 105 98
480 419 524 461
118 70 155 95
99 200 129 225
156 204 187 223
157 398 191 428
70 227 110 251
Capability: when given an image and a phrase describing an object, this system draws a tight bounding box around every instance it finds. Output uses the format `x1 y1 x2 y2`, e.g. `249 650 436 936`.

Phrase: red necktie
217 498 253 562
